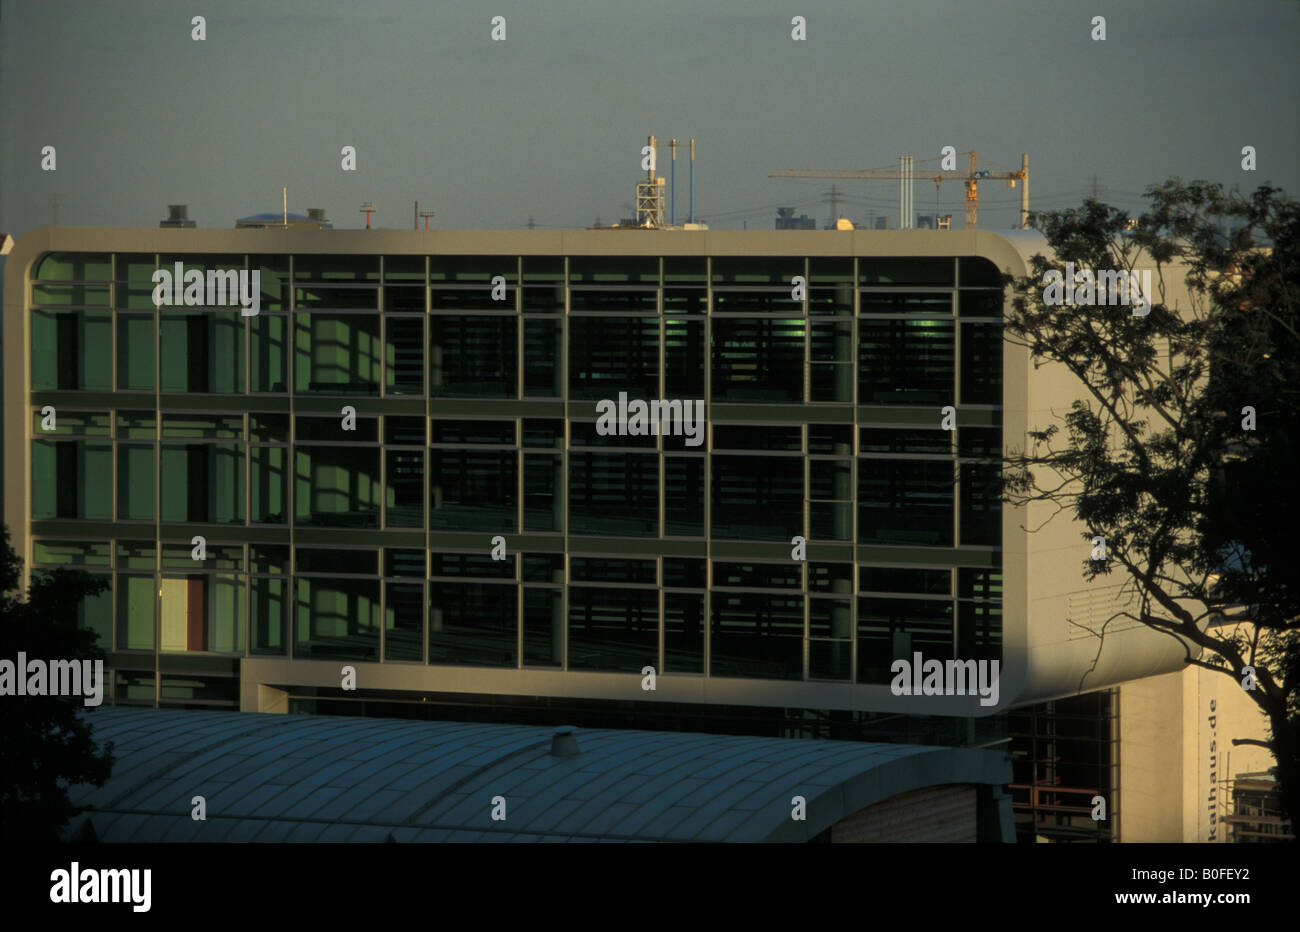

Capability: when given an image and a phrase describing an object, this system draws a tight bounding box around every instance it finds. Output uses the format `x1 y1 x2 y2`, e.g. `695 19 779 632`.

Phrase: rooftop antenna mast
283 187 288 227
670 139 677 226
419 210 435 230
360 201 376 229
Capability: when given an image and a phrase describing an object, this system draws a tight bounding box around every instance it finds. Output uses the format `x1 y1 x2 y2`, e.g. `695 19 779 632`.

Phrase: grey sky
1 0 1296 235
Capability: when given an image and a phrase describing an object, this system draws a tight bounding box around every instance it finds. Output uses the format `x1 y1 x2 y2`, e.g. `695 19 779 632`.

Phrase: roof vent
160 204 196 229
550 726 580 757
307 208 326 222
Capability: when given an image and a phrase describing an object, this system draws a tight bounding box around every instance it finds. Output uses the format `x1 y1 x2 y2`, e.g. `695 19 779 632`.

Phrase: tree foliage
1003 180 1299 836
0 526 115 840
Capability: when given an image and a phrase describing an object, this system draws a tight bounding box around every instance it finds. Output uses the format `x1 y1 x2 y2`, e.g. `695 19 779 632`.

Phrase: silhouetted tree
1003 181 1298 836
0 526 115 840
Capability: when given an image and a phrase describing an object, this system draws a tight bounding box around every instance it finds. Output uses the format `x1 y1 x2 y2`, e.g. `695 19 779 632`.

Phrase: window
385 449 424 528
857 597 954 684
295 445 380 528
523 319 561 397
32 440 112 520
31 310 111 391
161 443 244 524
524 453 562 532
664 318 704 396
385 581 424 661
117 444 154 521
858 460 954 546
710 592 803 680
294 576 380 661
385 316 424 395
960 464 1002 546
294 313 380 395
711 318 804 402
159 313 244 394
429 450 516 532
961 322 1002 405
430 316 516 397
567 586 657 672
569 317 658 400
858 319 953 404
116 313 155 390
251 314 288 392
569 452 657 536
712 455 802 541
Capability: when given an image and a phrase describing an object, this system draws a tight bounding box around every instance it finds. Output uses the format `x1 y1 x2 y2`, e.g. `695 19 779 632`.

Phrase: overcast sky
1 0 1296 235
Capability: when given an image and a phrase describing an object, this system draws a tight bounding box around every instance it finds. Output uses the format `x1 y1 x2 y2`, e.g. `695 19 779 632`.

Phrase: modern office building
4 225 1196 727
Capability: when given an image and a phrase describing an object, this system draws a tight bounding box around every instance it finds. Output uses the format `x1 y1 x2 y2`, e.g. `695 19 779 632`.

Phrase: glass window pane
294 577 380 661
859 257 954 286
857 597 954 684
522 586 562 667
664 317 704 397
711 318 804 402
664 457 703 536
295 314 380 395
430 316 516 398
251 446 288 524
429 581 516 666
664 592 703 673
32 441 111 520
159 314 245 393
160 574 244 653
569 317 658 400
960 464 1002 546
386 449 424 528
523 319 560 397
429 450 517 531
294 446 380 528
858 319 953 405
251 576 287 654
31 310 110 390
567 586 658 672
710 592 803 680
857 460 954 546
385 316 424 395
569 452 657 536
251 314 288 392
524 453 562 532
116 574 156 650
385 581 424 661
117 444 155 520
160 444 245 524
116 313 155 389
961 321 1002 405
711 455 802 541
35 252 112 282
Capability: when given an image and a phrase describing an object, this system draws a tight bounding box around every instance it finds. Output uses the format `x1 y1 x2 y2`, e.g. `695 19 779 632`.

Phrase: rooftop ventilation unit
550 726 580 757
160 204 196 228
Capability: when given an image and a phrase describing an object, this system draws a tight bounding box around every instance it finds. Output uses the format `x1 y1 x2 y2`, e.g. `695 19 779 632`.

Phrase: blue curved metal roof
69 708 1011 842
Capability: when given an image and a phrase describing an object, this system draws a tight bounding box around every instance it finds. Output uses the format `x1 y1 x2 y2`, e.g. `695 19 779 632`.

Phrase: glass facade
26 250 1003 704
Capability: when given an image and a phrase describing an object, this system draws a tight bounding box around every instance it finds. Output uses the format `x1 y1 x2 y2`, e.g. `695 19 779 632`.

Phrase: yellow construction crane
769 151 1029 230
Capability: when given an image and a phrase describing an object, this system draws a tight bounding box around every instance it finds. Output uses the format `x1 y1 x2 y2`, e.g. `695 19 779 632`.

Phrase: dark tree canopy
0 526 115 840
1003 180 1299 836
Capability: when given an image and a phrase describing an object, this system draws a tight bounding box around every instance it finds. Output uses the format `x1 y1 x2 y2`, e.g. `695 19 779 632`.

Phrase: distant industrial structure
775 207 816 230
771 151 1029 230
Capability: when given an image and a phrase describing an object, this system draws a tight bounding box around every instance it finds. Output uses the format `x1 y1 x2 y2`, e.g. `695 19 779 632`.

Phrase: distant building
775 207 816 230
235 207 332 230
